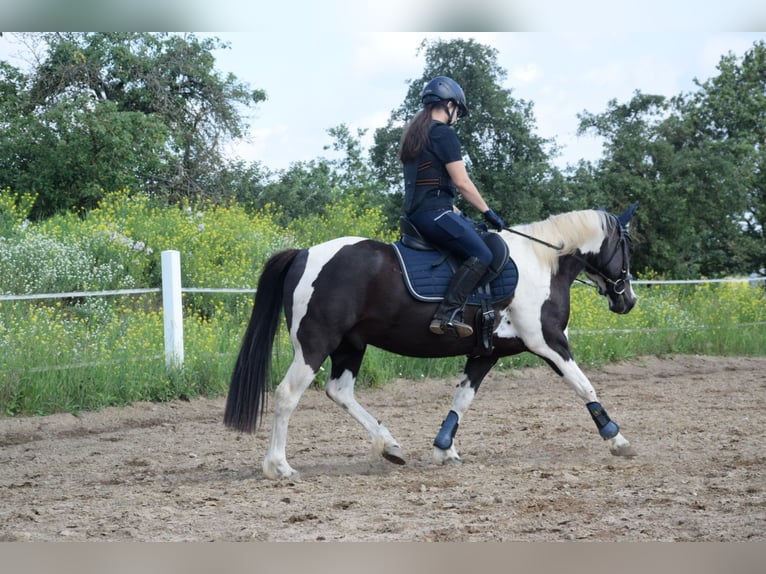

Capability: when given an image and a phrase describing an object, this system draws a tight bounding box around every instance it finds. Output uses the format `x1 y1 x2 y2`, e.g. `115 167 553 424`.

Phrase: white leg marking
326 370 403 463
433 442 462 465
451 375 477 416
263 356 316 480
538 354 633 455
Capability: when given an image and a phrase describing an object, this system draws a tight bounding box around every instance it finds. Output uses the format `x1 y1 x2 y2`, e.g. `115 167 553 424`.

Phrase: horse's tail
224 248 301 433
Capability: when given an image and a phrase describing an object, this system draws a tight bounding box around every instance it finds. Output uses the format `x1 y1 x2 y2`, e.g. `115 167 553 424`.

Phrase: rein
504 227 564 251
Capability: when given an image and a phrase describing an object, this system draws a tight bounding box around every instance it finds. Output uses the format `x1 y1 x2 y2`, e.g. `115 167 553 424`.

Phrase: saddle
393 217 519 353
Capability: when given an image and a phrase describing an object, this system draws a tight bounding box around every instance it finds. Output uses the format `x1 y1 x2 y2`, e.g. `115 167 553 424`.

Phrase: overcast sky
1 27 764 173
194 31 765 171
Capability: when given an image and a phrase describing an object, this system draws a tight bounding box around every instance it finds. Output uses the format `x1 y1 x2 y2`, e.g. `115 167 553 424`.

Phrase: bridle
577 215 633 296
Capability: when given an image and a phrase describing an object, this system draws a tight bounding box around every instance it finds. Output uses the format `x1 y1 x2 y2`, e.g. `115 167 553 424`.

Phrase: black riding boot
430 256 489 338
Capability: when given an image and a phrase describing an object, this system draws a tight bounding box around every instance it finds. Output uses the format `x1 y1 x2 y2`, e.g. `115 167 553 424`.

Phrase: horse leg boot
430 256 489 338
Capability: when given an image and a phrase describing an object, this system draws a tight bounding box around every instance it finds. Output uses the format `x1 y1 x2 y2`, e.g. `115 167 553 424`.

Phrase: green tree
576 92 690 276
233 124 392 227
577 41 766 278
680 40 766 275
250 159 336 224
0 32 266 216
370 38 560 226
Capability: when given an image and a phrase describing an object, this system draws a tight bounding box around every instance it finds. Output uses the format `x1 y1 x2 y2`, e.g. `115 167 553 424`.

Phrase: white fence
0 249 763 371
0 250 256 370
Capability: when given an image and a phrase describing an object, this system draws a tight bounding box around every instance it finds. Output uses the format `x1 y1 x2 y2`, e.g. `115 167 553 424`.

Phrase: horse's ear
617 202 639 227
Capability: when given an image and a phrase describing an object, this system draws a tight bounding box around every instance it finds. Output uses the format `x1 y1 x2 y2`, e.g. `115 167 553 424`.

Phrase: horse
224 204 639 480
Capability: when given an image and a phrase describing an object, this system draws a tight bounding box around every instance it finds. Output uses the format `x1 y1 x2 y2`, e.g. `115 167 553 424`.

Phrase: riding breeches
408 209 493 266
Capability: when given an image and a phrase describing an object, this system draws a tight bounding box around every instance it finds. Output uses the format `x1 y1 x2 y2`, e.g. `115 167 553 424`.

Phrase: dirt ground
1 354 764 542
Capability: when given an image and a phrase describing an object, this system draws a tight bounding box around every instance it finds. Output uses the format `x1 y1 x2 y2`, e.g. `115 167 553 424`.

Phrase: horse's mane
509 209 609 271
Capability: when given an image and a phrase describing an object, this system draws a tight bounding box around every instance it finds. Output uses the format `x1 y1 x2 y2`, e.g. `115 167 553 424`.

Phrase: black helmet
421 76 469 118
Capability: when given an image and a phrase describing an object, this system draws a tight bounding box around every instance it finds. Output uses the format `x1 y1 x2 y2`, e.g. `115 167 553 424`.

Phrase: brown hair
398 103 443 163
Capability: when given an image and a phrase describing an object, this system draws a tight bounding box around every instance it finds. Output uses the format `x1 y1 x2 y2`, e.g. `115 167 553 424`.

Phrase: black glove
483 208 505 231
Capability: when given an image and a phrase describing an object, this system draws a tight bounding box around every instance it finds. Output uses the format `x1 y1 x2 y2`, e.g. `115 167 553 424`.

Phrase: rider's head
421 76 469 122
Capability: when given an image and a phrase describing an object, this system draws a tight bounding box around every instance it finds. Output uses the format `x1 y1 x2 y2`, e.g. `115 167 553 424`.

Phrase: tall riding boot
430 256 489 338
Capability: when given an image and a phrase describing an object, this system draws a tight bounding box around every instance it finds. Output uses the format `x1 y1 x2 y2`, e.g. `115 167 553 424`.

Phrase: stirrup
429 317 474 338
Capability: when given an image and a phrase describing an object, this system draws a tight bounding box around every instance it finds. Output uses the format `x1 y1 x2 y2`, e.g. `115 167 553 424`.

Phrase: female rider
399 76 506 338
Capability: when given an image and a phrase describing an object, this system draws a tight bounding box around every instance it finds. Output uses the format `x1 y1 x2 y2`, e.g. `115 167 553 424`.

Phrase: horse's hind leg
433 355 498 465
263 358 316 480
325 343 405 465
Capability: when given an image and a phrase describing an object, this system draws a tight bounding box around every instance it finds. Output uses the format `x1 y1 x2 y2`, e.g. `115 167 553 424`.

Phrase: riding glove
483 209 505 231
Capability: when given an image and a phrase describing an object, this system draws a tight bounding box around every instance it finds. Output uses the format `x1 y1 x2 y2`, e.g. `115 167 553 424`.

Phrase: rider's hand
483 209 505 231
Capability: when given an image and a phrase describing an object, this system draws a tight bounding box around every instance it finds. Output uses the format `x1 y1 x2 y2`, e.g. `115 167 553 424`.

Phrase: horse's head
586 203 638 315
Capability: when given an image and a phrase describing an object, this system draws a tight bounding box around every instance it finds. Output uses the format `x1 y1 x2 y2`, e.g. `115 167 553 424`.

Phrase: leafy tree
0 32 266 216
370 38 560 226
231 124 392 227
248 159 336 224
680 40 766 275
576 92 689 276
577 41 766 278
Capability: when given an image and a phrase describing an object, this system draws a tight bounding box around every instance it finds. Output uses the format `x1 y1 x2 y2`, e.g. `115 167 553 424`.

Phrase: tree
575 92 690 276
577 41 766 278
680 40 766 275
251 162 335 225
0 32 266 217
370 38 560 226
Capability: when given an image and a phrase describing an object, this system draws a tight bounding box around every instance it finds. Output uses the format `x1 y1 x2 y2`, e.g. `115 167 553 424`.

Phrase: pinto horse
225 205 639 480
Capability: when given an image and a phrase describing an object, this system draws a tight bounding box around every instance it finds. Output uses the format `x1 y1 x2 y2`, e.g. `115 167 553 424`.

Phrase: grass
2 280 763 417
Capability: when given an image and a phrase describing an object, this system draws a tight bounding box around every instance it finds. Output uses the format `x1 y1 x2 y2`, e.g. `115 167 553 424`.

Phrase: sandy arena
1 354 764 541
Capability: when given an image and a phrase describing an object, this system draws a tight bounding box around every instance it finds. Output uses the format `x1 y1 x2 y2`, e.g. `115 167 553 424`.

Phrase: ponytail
398 104 443 162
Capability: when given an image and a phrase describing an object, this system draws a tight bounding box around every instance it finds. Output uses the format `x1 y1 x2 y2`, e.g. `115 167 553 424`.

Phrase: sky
1 5 764 173
196 31 766 171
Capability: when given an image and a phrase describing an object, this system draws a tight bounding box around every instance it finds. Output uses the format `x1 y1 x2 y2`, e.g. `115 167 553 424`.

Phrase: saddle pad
392 241 519 305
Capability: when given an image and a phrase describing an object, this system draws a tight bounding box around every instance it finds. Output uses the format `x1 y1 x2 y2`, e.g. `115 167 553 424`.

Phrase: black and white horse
225 205 639 480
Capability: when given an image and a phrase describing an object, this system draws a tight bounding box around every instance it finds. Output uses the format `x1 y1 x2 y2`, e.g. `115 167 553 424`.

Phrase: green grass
2 280 763 417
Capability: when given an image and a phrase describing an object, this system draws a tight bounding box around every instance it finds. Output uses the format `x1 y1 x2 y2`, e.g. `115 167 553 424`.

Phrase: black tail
224 248 301 433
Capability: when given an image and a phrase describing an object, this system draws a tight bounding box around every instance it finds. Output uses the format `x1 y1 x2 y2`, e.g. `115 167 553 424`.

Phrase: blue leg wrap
586 402 620 439
433 410 460 449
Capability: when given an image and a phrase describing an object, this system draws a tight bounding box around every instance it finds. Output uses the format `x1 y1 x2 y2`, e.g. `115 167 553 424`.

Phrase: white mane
509 210 609 272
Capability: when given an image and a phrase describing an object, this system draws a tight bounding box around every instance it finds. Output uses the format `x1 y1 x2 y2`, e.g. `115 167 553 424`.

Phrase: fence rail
1 250 763 370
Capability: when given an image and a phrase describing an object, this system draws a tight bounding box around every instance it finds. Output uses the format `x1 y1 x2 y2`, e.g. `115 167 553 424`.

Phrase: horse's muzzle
608 290 637 314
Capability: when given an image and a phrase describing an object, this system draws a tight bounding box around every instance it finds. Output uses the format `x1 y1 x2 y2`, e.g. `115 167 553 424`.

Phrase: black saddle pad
392 241 519 304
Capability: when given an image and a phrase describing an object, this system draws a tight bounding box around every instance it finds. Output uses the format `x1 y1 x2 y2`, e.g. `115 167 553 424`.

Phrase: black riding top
403 121 463 215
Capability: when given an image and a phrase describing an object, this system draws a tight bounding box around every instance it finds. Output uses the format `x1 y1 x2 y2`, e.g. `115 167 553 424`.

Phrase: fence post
161 250 184 369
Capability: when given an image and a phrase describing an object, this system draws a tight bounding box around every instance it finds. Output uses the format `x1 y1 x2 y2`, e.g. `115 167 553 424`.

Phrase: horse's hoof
263 459 301 480
610 444 638 457
382 445 406 465
432 445 462 465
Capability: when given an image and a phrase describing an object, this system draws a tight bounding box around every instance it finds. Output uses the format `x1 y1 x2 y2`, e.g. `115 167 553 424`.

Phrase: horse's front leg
540 349 637 457
432 356 498 465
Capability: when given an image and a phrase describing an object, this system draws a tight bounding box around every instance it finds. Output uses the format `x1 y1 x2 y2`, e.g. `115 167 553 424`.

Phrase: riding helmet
421 76 469 118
